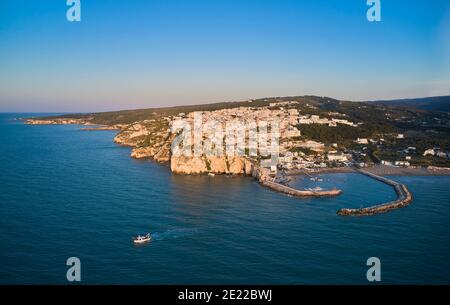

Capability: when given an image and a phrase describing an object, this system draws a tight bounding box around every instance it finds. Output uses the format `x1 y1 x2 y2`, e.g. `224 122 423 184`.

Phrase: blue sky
0 0 449 112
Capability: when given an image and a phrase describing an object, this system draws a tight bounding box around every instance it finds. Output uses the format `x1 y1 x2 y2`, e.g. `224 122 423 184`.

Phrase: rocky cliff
26 115 261 175
170 155 255 175
113 119 174 163
25 118 93 125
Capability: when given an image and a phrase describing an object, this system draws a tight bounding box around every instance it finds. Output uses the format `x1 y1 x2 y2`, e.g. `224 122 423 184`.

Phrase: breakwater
261 180 343 197
337 169 413 216
285 167 355 176
249 164 343 198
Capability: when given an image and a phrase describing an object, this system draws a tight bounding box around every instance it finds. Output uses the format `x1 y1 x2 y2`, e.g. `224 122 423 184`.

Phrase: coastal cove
1 113 450 284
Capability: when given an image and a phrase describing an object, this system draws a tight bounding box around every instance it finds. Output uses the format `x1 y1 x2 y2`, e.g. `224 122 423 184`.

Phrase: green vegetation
34 94 450 167
299 124 359 145
288 146 315 155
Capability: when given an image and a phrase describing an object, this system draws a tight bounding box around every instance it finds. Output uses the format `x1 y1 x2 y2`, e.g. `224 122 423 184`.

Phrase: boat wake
150 228 198 241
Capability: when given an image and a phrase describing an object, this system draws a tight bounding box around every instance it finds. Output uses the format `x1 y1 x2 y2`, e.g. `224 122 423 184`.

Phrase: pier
261 180 343 197
250 164 343 198
337 169 413 216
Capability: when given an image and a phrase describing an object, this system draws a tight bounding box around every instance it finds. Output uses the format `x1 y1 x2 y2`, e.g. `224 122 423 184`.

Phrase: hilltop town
24 95 450 175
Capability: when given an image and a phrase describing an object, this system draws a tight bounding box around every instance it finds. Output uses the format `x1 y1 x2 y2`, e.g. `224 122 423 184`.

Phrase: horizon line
1 93 449 114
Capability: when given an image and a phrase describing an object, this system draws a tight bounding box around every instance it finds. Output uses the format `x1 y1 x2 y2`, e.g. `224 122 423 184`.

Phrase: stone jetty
337 169 413 216
261 180 343 197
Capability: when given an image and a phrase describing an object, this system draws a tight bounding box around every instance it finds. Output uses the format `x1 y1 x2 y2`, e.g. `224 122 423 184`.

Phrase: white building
269 101 299 107
355 138 369 144
436 151 447 158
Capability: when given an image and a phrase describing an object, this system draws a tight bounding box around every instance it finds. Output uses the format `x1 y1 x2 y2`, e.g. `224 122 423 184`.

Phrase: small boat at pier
133 233 152 244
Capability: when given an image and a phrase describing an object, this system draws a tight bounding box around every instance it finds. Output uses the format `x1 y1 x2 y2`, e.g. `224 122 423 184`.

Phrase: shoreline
20 117 448 217
337 169 413 216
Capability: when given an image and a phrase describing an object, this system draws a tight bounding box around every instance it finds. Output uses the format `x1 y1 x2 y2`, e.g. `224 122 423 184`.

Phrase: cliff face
113 119 174 163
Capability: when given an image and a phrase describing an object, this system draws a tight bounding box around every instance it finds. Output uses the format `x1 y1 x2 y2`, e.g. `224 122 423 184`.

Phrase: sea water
0 113 449 284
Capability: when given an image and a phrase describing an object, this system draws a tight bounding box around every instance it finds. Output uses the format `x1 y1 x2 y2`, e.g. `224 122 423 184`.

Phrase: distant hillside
369 96 450 112
33 95 450 126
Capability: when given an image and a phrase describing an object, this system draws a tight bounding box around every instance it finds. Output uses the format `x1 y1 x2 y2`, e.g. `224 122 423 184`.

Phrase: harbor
252 165 343 198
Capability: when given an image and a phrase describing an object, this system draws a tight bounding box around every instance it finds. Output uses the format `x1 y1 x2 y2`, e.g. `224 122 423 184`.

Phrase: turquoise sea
0 113 449 284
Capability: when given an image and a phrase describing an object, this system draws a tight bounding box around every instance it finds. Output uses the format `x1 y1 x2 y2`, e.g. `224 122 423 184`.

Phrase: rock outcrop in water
25 118 93 125
25 118 126 131
171 156 209 174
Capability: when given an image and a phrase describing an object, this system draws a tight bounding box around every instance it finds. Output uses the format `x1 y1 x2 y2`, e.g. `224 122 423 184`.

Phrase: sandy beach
364 165 450 176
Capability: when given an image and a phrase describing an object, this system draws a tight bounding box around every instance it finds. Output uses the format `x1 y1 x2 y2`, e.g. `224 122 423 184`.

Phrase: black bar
0 285 448 304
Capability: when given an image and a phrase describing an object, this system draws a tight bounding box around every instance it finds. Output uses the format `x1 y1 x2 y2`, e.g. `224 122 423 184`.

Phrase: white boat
307 187 324 191
133 233 151 244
